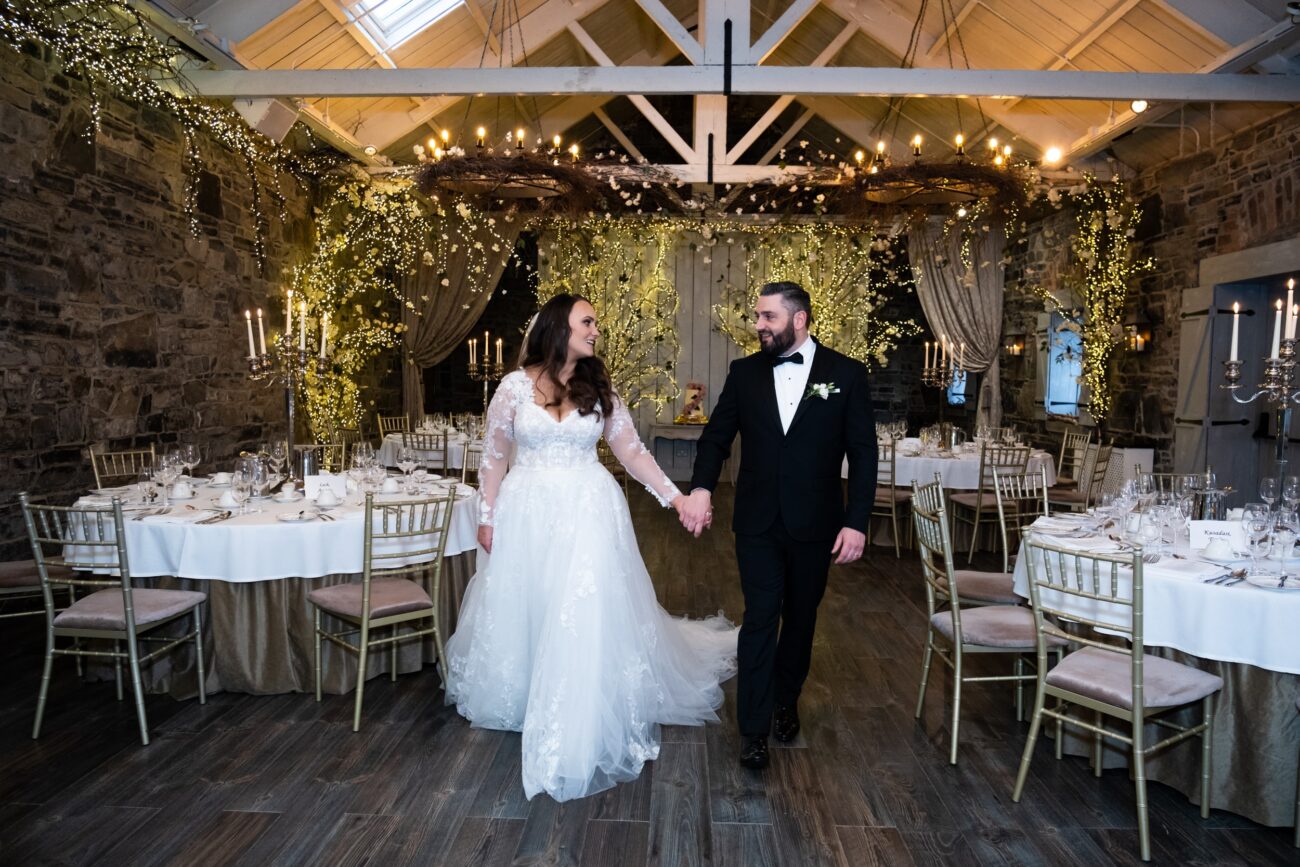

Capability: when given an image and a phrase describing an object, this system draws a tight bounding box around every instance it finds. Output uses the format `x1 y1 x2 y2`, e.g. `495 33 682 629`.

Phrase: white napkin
140 510 218 524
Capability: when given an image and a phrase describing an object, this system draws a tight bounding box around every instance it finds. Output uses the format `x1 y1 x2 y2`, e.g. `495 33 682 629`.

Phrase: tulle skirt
444 462 738 802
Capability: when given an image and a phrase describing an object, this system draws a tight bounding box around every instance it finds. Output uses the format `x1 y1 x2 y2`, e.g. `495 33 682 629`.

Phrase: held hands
831 527 866 564
477 524 493 554
675 489 713 537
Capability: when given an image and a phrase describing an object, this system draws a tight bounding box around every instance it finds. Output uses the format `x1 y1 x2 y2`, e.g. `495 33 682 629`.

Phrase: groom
680 282 876 769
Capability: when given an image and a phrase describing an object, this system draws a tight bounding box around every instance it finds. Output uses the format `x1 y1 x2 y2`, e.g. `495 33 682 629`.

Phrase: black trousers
733 514 835 737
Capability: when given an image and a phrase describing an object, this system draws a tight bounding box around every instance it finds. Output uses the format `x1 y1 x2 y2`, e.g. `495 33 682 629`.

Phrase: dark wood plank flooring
0 487 1294 866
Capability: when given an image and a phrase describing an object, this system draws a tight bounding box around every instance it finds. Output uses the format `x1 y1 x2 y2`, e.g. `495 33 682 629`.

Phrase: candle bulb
299 300 307 351
469 338 476 366
319 313 328 358
959 342 966 370
1230 302 1240 362
496 337 502 366
286 290 293 337
244 310 255 358
483 331 489 363
256 309 266 355
1272 299 1283 359
924 341 930 368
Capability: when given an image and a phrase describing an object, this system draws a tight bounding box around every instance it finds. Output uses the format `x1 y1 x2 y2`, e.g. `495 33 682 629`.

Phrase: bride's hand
477 524 494 553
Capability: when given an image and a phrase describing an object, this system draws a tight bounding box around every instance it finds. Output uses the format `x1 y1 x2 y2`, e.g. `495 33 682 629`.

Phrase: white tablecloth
1013 519 1300 675
70 484 480 583
378 431 481 470
844 441 1057 490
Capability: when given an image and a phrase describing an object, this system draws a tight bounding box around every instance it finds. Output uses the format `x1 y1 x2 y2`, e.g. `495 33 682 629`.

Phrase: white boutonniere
805 381 840 400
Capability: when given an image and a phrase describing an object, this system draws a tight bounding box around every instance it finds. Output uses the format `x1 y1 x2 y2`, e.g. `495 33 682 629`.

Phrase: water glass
1259 477 1279 510
1283 476 1299 512
397 446 418 491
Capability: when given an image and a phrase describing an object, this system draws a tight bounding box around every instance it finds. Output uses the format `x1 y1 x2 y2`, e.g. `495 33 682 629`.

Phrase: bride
444 293 739 802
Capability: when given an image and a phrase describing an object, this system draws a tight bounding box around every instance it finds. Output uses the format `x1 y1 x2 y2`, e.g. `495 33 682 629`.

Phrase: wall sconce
1124 314 1152 353
1004 333 1026 357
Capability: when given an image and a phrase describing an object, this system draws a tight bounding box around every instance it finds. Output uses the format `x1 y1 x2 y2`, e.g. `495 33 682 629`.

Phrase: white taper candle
1230 302 1240 362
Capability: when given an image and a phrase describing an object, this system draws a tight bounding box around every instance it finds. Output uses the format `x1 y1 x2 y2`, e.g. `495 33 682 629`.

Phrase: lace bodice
478 369 682 525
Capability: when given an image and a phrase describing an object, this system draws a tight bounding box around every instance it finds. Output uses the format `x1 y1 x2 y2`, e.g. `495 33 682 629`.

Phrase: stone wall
0 44 314 558
1002 107 1300 469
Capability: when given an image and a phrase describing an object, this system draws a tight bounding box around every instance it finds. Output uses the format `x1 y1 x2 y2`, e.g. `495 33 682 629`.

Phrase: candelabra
922 361 961 389
1222 341 1300 480
468 356 505 415
248 334 329 482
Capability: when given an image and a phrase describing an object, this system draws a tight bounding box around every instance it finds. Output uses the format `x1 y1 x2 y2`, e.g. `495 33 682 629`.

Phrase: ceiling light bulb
1044 146 1062 164
1002 144 1012 157
876 140 886 153
427 137 438 151
988 137 998 150
854 149 865 164
516 128 525 146
993 154 1005 166
553 134 562 148
440 129 450 143
1130 99 1148 113
954 133 964 147
956 206 968 217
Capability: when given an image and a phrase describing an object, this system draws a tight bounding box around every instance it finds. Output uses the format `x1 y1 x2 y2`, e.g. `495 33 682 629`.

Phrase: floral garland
0 0 337 270
290 175 514 436
536 222 681 411
712 226 921 368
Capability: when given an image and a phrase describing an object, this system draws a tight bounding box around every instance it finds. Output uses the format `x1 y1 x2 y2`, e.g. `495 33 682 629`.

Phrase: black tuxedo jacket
689 340 877 541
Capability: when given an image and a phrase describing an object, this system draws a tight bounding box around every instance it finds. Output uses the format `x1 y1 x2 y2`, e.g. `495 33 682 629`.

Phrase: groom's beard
757 320 797 356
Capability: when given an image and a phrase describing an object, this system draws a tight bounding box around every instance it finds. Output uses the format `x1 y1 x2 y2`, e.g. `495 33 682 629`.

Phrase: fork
1142 553 1161 564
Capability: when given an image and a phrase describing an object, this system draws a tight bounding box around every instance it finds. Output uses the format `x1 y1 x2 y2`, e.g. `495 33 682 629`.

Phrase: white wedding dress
444 369 738 802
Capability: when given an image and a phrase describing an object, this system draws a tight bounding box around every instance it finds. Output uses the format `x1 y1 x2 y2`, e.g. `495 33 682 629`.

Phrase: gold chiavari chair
993 466 1052 575
461 441 484 487
308 490 455 731
1139 471 1197 496
20 493 207 746
332 428 365 467
1048 444 1113 513
597 439 630 496
910 478 1065 764
376 414 410 441
402 430 449 473
1055 428 1093 489
89 444 156 489
950 444 1032 563
1013 537 1223 862
872 440 911 558
916 473 1021 606
295 442 345 473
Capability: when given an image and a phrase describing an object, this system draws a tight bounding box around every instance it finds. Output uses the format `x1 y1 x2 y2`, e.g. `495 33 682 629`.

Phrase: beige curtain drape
400 222 522 421
910 217 1007 428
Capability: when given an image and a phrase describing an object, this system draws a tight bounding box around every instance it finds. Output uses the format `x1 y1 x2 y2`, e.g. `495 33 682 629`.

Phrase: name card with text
304 473 347 499
1189 520 1245 551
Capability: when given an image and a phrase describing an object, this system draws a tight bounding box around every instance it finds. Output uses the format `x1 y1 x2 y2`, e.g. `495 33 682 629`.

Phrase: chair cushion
875 488 912 504
930 605 1067 649
1047 487 1087 503
53 588 206 631
1044 646 1223 710
0 560 74 589
941 570 1021 604
948 491 987 509
308 578 433 620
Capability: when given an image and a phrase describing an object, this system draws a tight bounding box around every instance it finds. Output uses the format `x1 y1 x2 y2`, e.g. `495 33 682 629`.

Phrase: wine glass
1283 476 1300 512
137 467 156 505
1241 502 1271 574
397 446 418 491
353 441 376 468
266 441 287 483
179 443 200 479
1259 476 1279 510
154 458 180 506
1273 509 1298 576
1136 510 1163 556
231 470 252 516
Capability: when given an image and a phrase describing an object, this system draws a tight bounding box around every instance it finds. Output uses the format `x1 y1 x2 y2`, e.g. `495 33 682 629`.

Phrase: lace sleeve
602 395 682 507
478 371 524 526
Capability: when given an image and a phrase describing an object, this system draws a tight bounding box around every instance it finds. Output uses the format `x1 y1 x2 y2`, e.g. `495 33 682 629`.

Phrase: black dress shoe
739 735 769 769
773 704 800 742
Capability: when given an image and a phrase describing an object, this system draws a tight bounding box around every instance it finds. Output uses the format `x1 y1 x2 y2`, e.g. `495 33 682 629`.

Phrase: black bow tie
771 352 804 367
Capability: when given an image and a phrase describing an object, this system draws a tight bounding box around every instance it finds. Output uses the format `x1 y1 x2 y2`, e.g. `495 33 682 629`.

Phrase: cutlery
196 510 232 525
1142 553 1161 564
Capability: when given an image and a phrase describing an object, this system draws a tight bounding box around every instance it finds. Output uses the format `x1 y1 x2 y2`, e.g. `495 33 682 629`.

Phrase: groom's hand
831 527 866 564
679 489 713 537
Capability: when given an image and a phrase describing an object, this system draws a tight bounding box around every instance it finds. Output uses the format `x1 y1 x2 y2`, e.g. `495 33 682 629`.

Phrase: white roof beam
727 21 856 163
567 21 696 161
463 1 502 57
186 65 1300 103
749 0 820 65
592 106 648 162
631 0 702 64
922 0 979 64
1067 18 1300 160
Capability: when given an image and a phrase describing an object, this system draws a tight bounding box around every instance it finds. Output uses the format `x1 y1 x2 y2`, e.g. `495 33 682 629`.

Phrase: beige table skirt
1056 647 1299 827
90 551 476 697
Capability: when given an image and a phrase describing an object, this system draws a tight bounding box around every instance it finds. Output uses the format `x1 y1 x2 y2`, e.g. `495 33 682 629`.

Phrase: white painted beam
922 0 979 64
727 20 856 162
749 0 820 64
631 0 702 64
185 64 1300 103
592 106 648 162
567 21 697 161
462 0 502 57
316 0 398 69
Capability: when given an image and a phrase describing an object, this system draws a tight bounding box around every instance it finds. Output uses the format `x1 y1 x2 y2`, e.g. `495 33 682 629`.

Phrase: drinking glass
353 441 376 468
397 446 418 491
179 443 200 478
266 441 287 479
231 472 252 516
1259 476 1279 510
1136 510 1163 556
154 459 180 506
1283 476 1300 512
1273 509 1298 575
1241 503 1271 574
137 467 156 505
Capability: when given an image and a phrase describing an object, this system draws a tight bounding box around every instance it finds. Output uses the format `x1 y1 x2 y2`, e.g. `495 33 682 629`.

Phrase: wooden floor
0 487 1294 866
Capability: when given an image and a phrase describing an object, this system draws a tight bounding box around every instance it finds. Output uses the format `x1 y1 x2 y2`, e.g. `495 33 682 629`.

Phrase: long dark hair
521 293 614 417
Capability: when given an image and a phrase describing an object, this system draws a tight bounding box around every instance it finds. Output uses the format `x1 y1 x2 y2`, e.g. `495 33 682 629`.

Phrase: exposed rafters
749 0 820 64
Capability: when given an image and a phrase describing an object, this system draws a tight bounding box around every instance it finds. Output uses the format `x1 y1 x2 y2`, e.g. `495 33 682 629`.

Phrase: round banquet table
378 431 482 470
844 438 1057 489
1012 521 1300 826
71 483 481 697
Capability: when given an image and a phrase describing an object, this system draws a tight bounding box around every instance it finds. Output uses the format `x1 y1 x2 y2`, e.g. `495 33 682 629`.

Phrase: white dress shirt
773 335 815 433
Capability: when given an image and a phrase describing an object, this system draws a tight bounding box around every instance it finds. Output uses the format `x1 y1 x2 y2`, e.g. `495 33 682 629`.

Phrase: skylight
349 0 464 51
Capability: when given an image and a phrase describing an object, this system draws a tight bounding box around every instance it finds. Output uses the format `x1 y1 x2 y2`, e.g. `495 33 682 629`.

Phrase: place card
1189 519 1245 551
304 473 347 499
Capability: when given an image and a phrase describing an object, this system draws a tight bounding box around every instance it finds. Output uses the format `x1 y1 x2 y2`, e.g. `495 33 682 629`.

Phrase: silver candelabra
1222 343 1300 480
468 357 505 415
248 334 330 482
